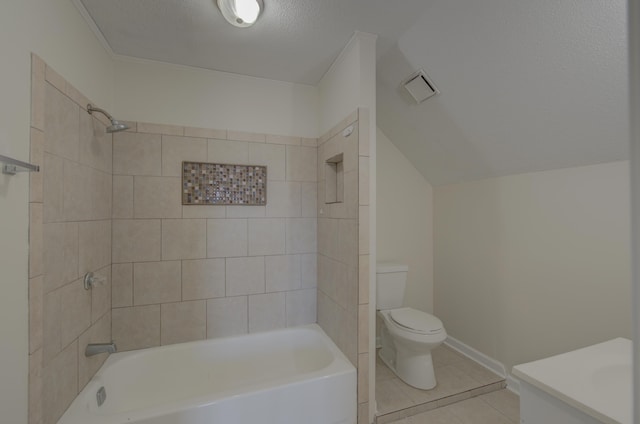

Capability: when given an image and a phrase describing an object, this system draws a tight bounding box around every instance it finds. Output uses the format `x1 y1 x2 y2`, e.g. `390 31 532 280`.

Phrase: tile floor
375 345 519 424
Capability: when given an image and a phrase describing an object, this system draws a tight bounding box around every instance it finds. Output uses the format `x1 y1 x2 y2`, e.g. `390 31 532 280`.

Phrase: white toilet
377 262 447 390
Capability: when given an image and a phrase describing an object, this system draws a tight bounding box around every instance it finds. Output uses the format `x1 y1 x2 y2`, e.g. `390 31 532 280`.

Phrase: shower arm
87 104 114 121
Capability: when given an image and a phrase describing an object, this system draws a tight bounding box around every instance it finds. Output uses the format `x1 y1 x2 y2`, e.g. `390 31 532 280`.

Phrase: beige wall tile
359 157 369 206
77 311 111 390
29 203 43 278
318 218 338 258
112 305 160 351
112 175 133 218
344 170 359 219
265 181 301 217
226 206 265 218
207 296 248 338
358 353 369 403
184 126 226 139
44 65 66 92
207 219 247 257
137 122 184 136
78 220 111 275
30 128 44 203
42 340 77 424
161 219 206 260
266 134 300 145
248 218 285 256
59 279 91 348
161 135 208 177
182 258 225 300
43 153 63 223
227 130 265 143
133 261 181 305
44 83 79 161
285 289 316 327
64 82 90 111
358 109 370 157
286 218 317 254
338 219 358 267
226 256 265 296
134 176 182 218
31 54 46 131
286 146 317 182
42 289 61 365
113 132 161 176
266 255 301 292
43 222 78 292
300 254 317 288
161 300 206 345
357 402 369 424
91 265 111 324
112 219 161 263
79 113 112 173
29 276 44 354
112 263 133 308
358 304 369 354
28 348 43 424
208 139 249 164
182 205 226 218
301 137 318 147
62 160 111 221
248 142 285 180
300 182 317 217
359 206 370 255
249 292 285 333
359 255 370 305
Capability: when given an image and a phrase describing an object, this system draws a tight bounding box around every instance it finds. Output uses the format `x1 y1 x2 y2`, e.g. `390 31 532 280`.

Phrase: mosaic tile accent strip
182 161 267 205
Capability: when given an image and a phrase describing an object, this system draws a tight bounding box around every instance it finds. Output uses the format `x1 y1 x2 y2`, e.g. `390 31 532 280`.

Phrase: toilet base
378 345 437 390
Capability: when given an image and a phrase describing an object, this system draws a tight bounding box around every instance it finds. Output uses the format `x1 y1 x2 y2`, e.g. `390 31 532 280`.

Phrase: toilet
377 262 447 390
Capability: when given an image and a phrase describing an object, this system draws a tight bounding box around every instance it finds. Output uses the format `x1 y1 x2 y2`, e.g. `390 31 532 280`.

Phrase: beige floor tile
376 352 396 382
397 365 480 405
405 407 465 424
443 397 513 424
432 345 466 367
376 378 415 415
450 357 504 385
479 389 520 423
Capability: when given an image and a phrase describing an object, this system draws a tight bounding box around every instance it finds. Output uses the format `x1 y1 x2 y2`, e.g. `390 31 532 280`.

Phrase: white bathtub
513 338 632 424
58 324 356 424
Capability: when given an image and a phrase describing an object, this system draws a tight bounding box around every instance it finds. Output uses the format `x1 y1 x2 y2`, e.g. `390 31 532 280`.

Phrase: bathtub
58 324 356 424
512 338 632 424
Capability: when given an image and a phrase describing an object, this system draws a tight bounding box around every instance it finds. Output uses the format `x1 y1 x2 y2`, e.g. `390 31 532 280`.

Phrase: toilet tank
376 262 408 309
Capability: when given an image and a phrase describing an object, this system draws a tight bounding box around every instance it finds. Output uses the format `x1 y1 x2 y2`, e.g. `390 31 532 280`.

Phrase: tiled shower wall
29 55 114 424
110 123 319 350
316 109 371 424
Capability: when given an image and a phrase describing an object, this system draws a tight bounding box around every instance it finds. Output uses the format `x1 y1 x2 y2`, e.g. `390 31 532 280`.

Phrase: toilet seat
389 308 444 335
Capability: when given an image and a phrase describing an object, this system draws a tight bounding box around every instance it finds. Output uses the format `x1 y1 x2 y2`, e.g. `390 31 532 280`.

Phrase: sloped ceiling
378 0 629 185
75 0 630 186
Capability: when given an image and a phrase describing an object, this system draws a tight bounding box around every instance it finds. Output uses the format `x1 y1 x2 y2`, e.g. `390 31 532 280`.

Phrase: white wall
434 161 632 372
0 0 115 422
114 58 319 137
376 129 434 313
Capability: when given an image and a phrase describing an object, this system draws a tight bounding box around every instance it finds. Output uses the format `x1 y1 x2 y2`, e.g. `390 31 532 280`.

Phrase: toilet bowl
377 263 447 390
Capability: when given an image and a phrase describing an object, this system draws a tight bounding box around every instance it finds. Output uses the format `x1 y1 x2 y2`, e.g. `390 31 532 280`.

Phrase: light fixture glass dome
218 0 263 28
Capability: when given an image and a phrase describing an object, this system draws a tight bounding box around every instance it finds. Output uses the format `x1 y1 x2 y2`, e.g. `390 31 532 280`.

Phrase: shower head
87 104 130 133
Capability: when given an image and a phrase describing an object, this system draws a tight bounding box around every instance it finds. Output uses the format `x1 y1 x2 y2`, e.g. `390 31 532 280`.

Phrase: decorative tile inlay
182 161 267 205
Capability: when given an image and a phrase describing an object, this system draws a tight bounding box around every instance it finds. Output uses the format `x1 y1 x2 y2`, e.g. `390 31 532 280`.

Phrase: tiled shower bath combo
28 55 372 424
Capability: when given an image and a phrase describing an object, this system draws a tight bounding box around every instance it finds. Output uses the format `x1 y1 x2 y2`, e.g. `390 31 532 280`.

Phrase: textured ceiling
76 0 630 185
78 0 431 84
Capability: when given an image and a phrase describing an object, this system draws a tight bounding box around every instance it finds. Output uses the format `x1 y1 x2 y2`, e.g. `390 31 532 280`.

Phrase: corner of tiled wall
29 55 114 424
316 108 372 424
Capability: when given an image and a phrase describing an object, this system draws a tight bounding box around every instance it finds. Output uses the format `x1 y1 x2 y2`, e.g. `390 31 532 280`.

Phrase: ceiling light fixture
217 0 263 28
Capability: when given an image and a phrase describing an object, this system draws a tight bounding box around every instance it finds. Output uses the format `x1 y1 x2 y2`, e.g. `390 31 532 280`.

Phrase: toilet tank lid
376 262 409 273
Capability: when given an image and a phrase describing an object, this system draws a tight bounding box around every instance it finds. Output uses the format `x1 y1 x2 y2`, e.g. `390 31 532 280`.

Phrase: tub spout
85 342 117 357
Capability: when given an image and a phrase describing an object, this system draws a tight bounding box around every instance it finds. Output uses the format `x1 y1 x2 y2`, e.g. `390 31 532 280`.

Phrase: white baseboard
444 336 507 380
505 373 521 396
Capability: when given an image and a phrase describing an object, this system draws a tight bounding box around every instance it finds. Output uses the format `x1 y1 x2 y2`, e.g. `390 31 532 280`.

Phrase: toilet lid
390 308 443 335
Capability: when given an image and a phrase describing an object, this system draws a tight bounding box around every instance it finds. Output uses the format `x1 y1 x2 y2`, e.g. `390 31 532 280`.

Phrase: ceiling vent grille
403 70 439 104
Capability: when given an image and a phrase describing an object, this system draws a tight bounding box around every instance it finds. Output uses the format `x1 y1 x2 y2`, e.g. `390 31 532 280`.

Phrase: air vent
403 70 439 104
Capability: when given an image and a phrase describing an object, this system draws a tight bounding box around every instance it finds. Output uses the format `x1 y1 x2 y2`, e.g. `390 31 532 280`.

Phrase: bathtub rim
512 337 631 424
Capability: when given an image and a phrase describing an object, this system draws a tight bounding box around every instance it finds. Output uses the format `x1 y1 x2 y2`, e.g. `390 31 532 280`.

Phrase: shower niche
325 153 344 204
